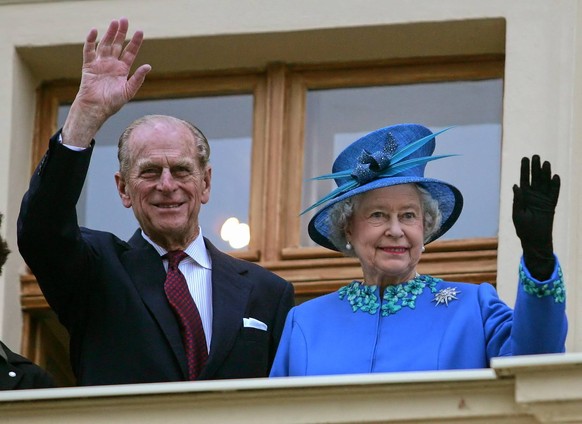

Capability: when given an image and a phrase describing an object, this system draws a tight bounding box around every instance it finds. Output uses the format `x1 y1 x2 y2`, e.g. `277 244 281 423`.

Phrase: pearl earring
421 245 426 252
346 241 352 250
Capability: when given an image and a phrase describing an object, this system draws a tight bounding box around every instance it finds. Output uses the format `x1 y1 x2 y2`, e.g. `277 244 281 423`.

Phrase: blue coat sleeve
511 255 567 354
482 255 567 361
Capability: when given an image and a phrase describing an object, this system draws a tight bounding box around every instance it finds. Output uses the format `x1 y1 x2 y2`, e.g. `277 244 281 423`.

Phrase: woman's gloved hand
512 155 561 281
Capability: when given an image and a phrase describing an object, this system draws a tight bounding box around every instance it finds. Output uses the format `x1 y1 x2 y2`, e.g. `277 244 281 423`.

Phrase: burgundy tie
164 250 208 380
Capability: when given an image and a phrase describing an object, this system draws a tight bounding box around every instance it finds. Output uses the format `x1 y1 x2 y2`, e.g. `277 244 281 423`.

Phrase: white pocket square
243 317 268 331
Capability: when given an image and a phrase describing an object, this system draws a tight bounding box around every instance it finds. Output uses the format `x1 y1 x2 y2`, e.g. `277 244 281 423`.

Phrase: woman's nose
384 217 404 237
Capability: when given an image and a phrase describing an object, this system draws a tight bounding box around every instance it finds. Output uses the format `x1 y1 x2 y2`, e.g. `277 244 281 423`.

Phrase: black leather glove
512 155 560 281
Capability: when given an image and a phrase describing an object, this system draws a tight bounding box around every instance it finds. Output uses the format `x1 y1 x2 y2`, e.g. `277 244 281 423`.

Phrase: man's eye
172 167 191 177
401 212 417 221
140 169 159 177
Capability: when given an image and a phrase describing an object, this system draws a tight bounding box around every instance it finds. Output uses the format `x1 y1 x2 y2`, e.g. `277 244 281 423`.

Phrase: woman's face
346 184 425 286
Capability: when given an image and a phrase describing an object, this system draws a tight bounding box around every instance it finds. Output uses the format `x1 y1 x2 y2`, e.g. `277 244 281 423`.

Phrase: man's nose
157 169 177 191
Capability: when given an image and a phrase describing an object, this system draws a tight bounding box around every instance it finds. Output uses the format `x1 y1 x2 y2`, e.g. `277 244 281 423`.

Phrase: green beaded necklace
338 274 441 317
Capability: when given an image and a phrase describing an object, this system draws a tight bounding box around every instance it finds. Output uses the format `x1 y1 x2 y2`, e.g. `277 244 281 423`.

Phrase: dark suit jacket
17 132 294 386
0 342 55 390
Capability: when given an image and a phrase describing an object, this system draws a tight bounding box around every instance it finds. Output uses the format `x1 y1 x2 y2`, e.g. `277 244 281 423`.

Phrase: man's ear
114 172 132 208
201 166 212 205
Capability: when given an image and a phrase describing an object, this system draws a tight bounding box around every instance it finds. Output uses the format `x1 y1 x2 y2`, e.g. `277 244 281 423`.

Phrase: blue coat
270 262 566 376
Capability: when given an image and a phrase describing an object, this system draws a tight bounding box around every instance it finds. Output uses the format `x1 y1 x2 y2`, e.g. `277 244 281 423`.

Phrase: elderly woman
270 123 566 377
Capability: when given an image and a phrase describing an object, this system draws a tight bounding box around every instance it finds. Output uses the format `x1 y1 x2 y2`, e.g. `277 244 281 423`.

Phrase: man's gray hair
117 115 210 178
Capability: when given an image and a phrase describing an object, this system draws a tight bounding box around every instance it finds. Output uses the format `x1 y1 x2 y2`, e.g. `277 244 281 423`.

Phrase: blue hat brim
308 176 463 251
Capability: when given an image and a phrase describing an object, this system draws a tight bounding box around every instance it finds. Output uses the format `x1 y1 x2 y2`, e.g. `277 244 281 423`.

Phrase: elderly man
18 18 294 386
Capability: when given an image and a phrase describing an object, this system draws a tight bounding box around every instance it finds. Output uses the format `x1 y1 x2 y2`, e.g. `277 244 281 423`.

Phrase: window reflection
58 95 253 252
301 79 503 247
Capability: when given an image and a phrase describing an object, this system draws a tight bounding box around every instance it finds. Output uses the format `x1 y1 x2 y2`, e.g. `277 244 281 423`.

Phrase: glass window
300 79 503 246
58 95 254 252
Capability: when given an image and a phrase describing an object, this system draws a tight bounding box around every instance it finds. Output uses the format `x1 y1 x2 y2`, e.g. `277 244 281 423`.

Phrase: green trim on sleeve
520 263 565 303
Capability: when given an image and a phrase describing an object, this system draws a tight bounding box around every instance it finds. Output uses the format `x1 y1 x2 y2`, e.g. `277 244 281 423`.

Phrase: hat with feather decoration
304 123 464 251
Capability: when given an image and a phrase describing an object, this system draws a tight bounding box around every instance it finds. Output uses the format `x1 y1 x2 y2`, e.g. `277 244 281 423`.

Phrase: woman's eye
367 212 387 225
369 211 386 220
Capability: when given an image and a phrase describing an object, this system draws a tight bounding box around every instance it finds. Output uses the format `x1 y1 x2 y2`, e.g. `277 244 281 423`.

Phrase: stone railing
1 353 581 423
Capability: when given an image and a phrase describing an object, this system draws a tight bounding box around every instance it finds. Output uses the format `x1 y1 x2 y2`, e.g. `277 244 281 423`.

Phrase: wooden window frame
28 55 503 294
22 55 502 383
31 72 268 263
275 55 503 296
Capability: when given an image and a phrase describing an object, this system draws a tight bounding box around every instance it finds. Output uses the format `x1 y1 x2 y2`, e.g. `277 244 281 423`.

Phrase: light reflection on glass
220 217 250 249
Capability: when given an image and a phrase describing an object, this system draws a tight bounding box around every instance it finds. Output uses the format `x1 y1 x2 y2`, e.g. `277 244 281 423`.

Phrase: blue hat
305 123 464 251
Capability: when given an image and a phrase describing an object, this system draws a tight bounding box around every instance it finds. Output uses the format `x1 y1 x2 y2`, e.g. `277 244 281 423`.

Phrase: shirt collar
141 227 212 270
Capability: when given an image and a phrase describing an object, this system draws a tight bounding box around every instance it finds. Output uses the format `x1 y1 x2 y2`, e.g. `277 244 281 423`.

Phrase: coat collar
124 230 253 380
123 230 188 378
198 238 252 379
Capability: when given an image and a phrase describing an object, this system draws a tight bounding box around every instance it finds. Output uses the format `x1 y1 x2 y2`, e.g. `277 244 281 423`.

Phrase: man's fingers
111 18 129 56
126 64 152 98
98 19 120 50
120 30 145 67
85 28 98 44
115 18 129 42
82 28 99 64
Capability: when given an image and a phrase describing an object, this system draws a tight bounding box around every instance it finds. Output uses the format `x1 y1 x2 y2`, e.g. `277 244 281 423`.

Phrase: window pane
58 95 253 252
300 79 503 247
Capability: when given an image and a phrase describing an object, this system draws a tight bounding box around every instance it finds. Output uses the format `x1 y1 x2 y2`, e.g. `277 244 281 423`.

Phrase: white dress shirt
142 229 213 353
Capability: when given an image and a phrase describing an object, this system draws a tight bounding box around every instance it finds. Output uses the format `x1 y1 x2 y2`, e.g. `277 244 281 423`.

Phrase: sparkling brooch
432 287 461 306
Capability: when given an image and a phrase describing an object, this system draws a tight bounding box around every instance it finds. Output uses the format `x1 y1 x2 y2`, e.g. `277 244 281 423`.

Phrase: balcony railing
0 353 581 423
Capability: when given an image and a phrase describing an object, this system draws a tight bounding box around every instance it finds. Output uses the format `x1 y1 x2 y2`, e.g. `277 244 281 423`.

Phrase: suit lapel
121 230 188 379
198 239 251 379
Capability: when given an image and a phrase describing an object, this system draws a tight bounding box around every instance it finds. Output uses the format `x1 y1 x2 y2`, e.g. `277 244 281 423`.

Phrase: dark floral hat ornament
305 123 464 251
